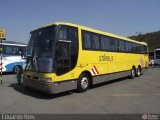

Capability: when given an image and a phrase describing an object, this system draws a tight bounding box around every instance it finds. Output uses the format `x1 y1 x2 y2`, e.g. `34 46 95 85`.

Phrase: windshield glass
27 26 55 57
26 26 56 71
155 50 160 55
155 50 160 59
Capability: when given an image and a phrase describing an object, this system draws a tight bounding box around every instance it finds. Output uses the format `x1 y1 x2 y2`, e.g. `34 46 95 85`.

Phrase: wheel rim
81 77 88 89
132 69 135 77
14 67 19 73
137 68 140 76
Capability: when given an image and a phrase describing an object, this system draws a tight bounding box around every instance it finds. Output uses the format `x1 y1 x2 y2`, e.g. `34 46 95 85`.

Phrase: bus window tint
82 30 147 54
6 46 13 54
13 47 19 54
82 31 91 49
126 42 132 52
143 45 147 53
70 27 78 70
131 43 135 52
101 36 108 50
27 33 37 56
92 34 100 49
110 37 115 51
59 27 69 40
155 50 160 59
155 50 160 55
136 44 140 53
139 45 145 53
134 44 137 53
4 46 25 55
119 40 126 52
101 37 113 51
101 36 116 51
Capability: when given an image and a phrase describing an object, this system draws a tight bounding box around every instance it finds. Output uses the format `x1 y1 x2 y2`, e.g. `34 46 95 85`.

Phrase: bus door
55 26 78 75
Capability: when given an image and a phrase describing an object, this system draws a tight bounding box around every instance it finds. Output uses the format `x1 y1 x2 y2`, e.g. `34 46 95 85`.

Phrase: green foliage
128 31 160 51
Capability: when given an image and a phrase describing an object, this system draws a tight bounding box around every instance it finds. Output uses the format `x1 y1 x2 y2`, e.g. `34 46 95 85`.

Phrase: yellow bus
23 22 148 94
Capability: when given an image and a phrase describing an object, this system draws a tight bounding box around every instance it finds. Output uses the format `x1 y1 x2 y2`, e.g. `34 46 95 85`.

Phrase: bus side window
56 26 78 75
119 40 126 52
126 42 132 53
57 26 70 58
70 27 78 70
6 46 13 54
110 37 115 51
13 47 18 55
92 34 100 50
56 26 70 75
82 31 92 49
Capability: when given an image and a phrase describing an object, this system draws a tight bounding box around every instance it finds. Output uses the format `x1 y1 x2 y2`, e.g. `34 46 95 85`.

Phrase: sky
0 0 160 44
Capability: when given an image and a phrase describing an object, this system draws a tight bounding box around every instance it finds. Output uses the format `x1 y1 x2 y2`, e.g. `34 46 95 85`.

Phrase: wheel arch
138 65 142 72
132 65 136 70
13 65 22 73
79 70 93 86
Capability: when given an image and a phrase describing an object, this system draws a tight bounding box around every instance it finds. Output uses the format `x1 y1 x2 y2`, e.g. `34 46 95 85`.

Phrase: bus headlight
40 77 52 82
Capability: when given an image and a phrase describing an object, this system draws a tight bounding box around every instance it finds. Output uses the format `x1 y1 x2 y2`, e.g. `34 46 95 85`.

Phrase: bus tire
77 73 90 93
13 65 22 73
136 66 141 77
130 67 136 79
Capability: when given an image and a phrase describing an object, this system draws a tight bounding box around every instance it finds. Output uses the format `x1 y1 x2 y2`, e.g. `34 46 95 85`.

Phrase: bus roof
2 41 27 47
31 22 147 46
154 48 160 51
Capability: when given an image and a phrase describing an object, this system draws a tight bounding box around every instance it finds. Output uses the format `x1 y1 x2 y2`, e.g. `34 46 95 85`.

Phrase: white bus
2 41 27 73
154 48 160 65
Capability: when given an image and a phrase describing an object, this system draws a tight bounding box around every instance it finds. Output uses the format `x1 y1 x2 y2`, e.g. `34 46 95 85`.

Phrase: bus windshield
155 50 160 55
26 26 56 72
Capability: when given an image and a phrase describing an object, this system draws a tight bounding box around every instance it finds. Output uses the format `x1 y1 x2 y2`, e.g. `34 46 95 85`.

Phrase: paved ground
0 68 160 114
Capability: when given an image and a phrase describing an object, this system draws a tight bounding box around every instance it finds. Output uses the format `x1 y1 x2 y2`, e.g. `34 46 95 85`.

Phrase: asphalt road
0 68 160 114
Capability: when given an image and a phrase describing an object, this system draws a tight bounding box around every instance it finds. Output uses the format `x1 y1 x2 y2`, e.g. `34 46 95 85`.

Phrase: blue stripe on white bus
4 62 25 72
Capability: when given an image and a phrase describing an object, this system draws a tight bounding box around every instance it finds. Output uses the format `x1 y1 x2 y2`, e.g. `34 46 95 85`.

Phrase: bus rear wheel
136 67 141 77
130 67 136 79
77 73 90 93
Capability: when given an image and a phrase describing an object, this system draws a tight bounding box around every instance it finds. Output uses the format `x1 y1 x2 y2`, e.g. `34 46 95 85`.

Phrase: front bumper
23 78 55 94
23 78 77 94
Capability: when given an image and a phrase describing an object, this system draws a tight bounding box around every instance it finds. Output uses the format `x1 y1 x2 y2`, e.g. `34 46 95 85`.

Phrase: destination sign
0 29 6 39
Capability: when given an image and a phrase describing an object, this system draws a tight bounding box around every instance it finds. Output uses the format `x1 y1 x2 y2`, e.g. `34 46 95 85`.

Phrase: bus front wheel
77 73 90 93
13 66 22 73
